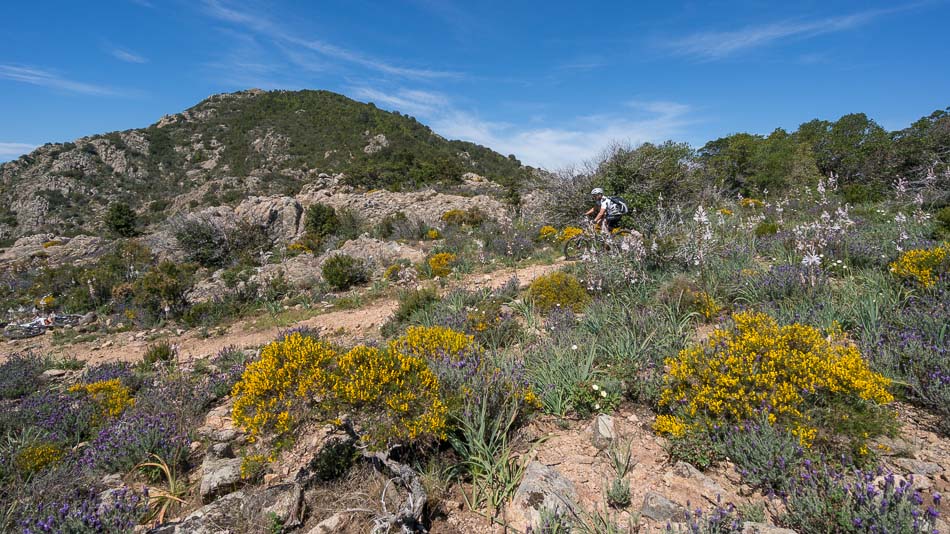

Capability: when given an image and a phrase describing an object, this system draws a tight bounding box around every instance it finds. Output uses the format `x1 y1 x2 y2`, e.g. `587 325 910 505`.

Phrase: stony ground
189 393 950 534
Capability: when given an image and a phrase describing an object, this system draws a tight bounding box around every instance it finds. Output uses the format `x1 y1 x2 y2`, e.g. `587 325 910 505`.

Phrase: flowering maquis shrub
231 333 336 441
81 411 188 473
0 352 46 400
538 225 558 241
428 252 457 277
441 208 485 227
779 464 941 533
528 271 590 312
889 242 949 288
232 328 456 450
14 443 64 476
333 345 447 446
656 311 893 446
426 228 441 240
20 486 148 534
391 325 475 362
67 379 135 425
557 226 583 243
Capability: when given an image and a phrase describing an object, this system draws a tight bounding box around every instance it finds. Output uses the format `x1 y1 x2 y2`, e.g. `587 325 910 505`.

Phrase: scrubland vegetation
0 102 948 533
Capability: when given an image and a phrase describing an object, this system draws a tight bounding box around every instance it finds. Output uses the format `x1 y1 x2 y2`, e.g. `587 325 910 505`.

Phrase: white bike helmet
591 188 604 195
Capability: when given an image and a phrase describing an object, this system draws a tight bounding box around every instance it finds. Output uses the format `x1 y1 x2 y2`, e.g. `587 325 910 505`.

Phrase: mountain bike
563 218 633 260
3 323 46 340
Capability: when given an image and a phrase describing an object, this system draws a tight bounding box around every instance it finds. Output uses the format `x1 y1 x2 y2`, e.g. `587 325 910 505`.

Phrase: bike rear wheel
564 236 595 260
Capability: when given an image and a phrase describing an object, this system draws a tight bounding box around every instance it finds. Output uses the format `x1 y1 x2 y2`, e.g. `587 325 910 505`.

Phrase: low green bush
143 342 176 365
840 183 884 205
321 254 369 291
754 220 779 236
304 203 338 238
173 217 230 268
104 202 138 237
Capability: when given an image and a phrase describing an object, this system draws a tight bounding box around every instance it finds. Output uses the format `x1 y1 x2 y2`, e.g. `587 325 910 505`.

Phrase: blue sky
1 0 948 168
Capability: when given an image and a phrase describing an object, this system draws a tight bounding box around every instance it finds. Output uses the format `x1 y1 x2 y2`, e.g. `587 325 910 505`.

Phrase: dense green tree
796 114 893 187
304 203 339 239
104 202 139 237
599 141 698 213
699 133 761 193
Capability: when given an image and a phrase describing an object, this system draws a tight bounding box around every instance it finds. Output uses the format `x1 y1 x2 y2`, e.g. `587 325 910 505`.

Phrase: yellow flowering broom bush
68 379 135 425
333 346 447 446
656 311 893 447
231 333 336 441
528 271 590 312
14 443 64 476
557 226 583 243
889 242 949 288
427 252 457 277
232 329 453 450
391 325 475 362
538 225 558 241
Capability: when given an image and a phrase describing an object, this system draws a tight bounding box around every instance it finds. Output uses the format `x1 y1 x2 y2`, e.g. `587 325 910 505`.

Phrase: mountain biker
584 188 622 232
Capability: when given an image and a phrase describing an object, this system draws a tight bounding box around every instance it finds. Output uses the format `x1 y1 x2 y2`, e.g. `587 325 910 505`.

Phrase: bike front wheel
563 236 595 260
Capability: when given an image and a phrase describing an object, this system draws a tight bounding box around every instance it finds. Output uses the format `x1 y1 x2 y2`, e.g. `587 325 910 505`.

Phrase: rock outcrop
507 461 578 530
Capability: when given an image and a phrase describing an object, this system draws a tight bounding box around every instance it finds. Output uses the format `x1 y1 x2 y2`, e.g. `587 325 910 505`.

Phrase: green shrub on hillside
104 202 138 237
304 203 338 239
131 261 196 319
174 217 230 268
322 254 369 291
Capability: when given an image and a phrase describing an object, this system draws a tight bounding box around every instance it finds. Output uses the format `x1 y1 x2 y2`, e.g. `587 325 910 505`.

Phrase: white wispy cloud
0 142 37 160
129 0 154 7
668 6 907 60
110 48 148 64
350 87 693 168
0 64 128 96
202 0 461 80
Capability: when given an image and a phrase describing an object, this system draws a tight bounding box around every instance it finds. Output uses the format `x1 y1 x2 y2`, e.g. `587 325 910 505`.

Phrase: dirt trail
6 261 564 365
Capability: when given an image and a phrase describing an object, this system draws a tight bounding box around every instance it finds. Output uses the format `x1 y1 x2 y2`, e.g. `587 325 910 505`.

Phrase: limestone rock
245 482 305 529
590 414 616 450
0 233 108 268
363 133 389 154
506 461 578 531
296 185 510 228
199 457 244 503
307 512 347 534
893 458 943 477
742 522 798 534
665 461 726 501
234 195 302 243
641 491 686 522
148 490 246 534
334 235 425 266
41 369 68 379
210 442 233 459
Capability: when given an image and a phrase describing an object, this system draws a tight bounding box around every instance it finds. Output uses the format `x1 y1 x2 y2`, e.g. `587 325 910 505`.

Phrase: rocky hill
0 89 528 240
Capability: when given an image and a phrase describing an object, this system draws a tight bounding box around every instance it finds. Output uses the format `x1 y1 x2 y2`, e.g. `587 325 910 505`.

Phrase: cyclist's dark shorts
605 216 622 231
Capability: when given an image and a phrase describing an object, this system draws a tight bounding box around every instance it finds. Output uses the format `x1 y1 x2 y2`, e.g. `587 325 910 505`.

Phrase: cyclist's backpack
608 196 630 215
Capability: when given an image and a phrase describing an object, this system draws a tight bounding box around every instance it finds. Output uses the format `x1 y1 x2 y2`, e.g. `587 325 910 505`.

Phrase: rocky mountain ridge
0 89 528 241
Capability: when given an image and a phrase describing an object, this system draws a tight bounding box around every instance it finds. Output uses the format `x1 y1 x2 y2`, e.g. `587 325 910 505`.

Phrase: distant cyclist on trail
584 188 623 232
